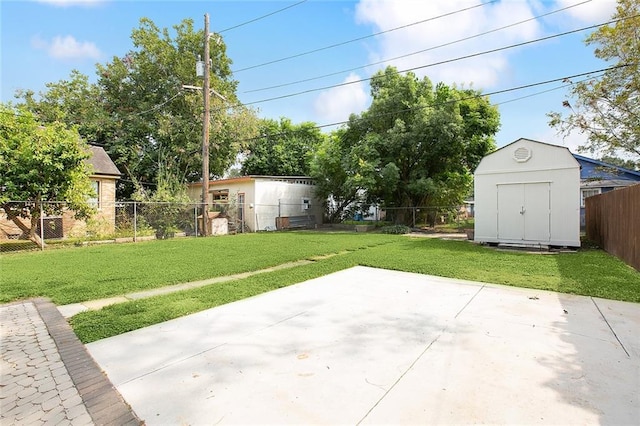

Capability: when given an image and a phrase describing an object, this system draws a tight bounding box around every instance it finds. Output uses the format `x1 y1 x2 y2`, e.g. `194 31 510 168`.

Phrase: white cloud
31 35 102 60
352 0 618 90
314 73 369 124
354 0 543 89
556 0 618 24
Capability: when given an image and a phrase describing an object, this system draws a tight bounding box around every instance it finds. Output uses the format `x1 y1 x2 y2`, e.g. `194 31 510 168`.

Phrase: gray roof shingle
87 146 121 177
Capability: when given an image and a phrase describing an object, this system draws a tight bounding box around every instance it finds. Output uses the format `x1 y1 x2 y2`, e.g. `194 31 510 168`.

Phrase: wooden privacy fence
586 183 639 271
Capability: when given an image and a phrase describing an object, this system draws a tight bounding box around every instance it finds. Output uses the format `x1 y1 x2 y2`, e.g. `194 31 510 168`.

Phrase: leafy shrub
379 225 411 234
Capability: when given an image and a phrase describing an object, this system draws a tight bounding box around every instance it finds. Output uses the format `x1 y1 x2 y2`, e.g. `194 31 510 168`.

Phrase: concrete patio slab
86 266 639 425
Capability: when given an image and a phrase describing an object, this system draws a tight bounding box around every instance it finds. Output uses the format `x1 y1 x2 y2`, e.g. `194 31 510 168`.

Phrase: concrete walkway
57 259 315 318
86 266 640 425
0 299 141 425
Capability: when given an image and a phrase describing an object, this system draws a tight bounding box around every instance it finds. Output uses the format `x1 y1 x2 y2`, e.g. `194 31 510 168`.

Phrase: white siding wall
474 139 580 247
254 179 323 231
190 177 324 232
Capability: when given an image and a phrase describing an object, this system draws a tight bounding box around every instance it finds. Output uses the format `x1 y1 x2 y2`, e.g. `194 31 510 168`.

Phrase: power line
322 65 632 129
236 18 626 109
243 0 594 94
217 0 309 34
239 64 631 142
232 0 498 73
128 90 184 117
493 74 603 107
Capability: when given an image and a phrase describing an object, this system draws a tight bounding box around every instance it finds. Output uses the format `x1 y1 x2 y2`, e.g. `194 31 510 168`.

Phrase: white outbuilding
474 138 580 248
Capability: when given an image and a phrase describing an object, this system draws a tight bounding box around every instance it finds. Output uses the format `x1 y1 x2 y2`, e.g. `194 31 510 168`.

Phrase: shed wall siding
474 139 580 247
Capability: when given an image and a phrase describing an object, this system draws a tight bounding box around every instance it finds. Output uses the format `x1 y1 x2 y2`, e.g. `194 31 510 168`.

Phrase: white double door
497 182 550 242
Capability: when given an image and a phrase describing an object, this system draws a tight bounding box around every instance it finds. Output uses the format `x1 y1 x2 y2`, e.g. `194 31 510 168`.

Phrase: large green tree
312 67 500 224
97 17 258 196
17 70 110 147
16 17 259 199
0 104 95 247
241 118 326 176
548 0 639 166
310 128 373 223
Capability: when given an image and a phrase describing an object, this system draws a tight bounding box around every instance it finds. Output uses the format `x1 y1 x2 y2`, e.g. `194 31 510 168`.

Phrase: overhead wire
81 1 612 125
243 0 594 94
237 64 631 142
233 17 627 109
232 0 498 73
320 64 633 129
128 90 184 117
492 74 604 107
217 0 309 34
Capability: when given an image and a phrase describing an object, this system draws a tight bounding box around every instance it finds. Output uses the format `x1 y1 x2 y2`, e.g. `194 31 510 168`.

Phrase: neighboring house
572 154 640 228
0 146 121 240
474 138 580 248
81 146 122 235
461 196 474 218
188 176 324 233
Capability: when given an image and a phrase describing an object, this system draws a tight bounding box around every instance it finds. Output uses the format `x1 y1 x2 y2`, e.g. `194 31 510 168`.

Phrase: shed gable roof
475 138 579 175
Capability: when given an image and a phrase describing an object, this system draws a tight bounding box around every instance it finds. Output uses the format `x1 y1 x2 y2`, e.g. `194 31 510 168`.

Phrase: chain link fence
0 201 208 253
377 205 474 228
1 200 473 253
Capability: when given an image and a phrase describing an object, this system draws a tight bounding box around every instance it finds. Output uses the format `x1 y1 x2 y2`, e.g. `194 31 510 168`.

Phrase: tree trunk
7 212 46 248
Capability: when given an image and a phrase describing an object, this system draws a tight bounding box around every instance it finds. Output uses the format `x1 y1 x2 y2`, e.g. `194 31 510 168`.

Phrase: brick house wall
0 146 121 240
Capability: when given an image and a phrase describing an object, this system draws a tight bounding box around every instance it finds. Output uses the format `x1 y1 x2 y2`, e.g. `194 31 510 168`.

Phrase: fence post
412 207 416 228
194 205 198 237
133 201 137 242
39 202 45 251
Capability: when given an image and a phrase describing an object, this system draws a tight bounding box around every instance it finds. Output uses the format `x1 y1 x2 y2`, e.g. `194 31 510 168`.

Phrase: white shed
474 138 580 248
188 176 324 232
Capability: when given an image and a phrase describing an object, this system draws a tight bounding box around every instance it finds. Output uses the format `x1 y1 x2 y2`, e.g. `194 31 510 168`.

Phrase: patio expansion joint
357 284 486 424
454 284 486 319
590 297 630 358
356 330 446 425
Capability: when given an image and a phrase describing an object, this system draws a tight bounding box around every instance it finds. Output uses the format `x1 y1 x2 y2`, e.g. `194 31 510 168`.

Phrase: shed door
497 183 550 242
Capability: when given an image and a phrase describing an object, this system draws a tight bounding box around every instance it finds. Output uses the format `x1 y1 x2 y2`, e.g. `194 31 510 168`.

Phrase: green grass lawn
2 232 638 343
0 232 396 304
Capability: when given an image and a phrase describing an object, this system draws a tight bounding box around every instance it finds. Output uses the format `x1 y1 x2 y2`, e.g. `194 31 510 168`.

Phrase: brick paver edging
32 298 142 425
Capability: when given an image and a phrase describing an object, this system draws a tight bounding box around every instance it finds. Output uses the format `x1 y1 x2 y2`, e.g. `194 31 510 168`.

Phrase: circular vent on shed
513 146 532 162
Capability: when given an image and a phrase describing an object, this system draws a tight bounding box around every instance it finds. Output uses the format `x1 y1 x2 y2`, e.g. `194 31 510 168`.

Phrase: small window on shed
301 198 311 211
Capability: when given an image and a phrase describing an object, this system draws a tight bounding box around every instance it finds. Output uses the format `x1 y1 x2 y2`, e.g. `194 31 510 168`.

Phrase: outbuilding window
581 188 601 207
88 180 100 208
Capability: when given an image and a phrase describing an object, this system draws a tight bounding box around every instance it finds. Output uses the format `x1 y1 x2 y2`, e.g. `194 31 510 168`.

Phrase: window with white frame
581 188 601 207
301 197 311 211
88 180 100 208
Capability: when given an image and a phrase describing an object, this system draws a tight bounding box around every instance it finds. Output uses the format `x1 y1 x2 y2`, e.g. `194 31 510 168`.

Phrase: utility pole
201 13 211 236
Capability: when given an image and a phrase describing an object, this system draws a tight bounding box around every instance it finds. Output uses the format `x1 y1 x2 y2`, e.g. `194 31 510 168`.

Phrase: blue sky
1 0 619 152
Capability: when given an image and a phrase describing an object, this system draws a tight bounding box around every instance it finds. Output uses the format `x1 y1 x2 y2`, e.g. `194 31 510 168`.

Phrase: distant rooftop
87 146 121 177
